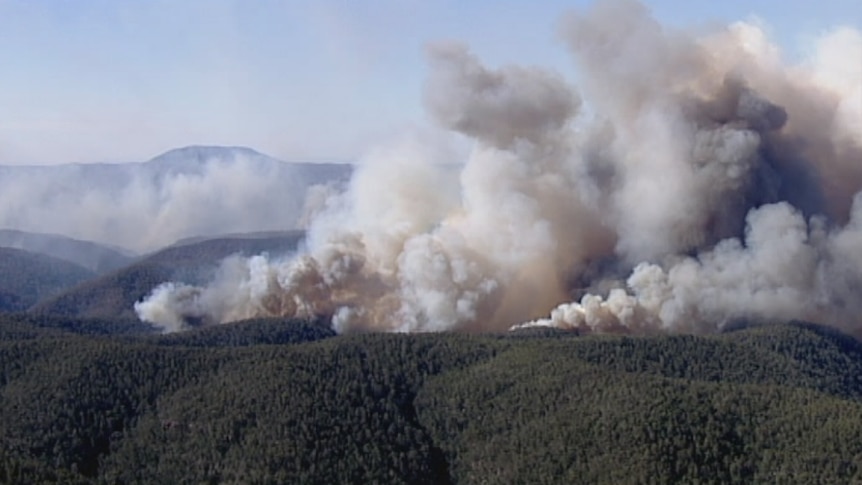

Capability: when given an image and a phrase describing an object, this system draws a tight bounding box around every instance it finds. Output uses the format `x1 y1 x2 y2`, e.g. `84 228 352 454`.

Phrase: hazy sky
1 0 860 165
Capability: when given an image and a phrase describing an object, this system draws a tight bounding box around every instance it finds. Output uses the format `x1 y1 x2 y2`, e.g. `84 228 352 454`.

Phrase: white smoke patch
805 27 862 146
137 0 862 337
134 282 204 333
424 42 579 149
298 183 343 230
135 254 284 331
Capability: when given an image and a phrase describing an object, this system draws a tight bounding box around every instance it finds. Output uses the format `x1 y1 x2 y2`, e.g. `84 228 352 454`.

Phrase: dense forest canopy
2 314 862 484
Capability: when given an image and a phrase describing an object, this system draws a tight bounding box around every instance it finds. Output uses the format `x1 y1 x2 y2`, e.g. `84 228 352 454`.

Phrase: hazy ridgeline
0 146 350 253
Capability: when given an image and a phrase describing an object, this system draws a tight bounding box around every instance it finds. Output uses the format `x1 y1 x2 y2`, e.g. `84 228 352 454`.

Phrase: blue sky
0 0 860 164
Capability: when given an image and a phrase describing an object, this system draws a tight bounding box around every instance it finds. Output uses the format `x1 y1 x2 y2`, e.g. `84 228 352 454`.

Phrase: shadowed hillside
0 229 134 273
0 247 95 312
30 231 305 320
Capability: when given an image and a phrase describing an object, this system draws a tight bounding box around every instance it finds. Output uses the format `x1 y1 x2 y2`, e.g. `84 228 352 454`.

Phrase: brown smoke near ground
135 0 862 335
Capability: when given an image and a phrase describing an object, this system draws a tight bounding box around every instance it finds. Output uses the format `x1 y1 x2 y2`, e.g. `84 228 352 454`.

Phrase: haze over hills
0 146 351 252
0 229 134 273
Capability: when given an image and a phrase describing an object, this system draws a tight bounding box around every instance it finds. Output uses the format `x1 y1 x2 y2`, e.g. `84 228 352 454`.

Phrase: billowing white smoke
515 202 844 333
136 0 862 336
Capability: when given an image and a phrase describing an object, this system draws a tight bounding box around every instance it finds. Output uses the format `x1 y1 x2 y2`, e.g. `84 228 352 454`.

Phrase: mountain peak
147 146 272 165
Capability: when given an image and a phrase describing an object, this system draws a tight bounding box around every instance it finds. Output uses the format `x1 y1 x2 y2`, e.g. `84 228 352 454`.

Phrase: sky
0 0 860 165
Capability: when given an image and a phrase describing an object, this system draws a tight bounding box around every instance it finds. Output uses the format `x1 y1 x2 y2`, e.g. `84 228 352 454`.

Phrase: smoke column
136 0 862 336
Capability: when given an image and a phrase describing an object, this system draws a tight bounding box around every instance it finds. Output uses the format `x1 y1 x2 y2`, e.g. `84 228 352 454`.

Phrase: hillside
0 229 134 273
2 318 862 483
30 231 305 320
0 247 96 312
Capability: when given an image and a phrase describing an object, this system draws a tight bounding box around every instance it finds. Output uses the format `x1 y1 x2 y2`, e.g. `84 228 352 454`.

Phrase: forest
2 313 862 484
3 0 862 481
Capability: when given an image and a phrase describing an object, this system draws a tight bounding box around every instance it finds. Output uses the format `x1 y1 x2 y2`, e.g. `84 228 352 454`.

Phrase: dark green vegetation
2 315 862 484
0 248 95 312
29 231 304 319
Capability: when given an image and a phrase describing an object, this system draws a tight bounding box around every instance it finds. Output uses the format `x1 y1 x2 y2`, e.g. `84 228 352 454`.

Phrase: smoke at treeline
136 0 862 335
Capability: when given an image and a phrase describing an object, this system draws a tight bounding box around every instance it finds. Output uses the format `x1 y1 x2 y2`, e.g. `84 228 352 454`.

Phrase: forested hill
3 316 862 484
29 231 305 320
0 229 133 274
0 247 95 312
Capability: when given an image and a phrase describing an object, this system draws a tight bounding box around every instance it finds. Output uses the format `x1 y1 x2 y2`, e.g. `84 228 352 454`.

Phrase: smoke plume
136 0 862 336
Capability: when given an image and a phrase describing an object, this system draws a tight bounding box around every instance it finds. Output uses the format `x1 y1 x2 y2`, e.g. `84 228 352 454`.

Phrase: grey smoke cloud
136 0 862 336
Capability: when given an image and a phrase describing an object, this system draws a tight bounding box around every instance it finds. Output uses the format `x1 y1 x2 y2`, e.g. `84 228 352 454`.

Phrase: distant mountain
0 247 96 312
31 231 305 320
0 146 352 252
145 145 266 170
0 229 134 273
141 146 349 184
